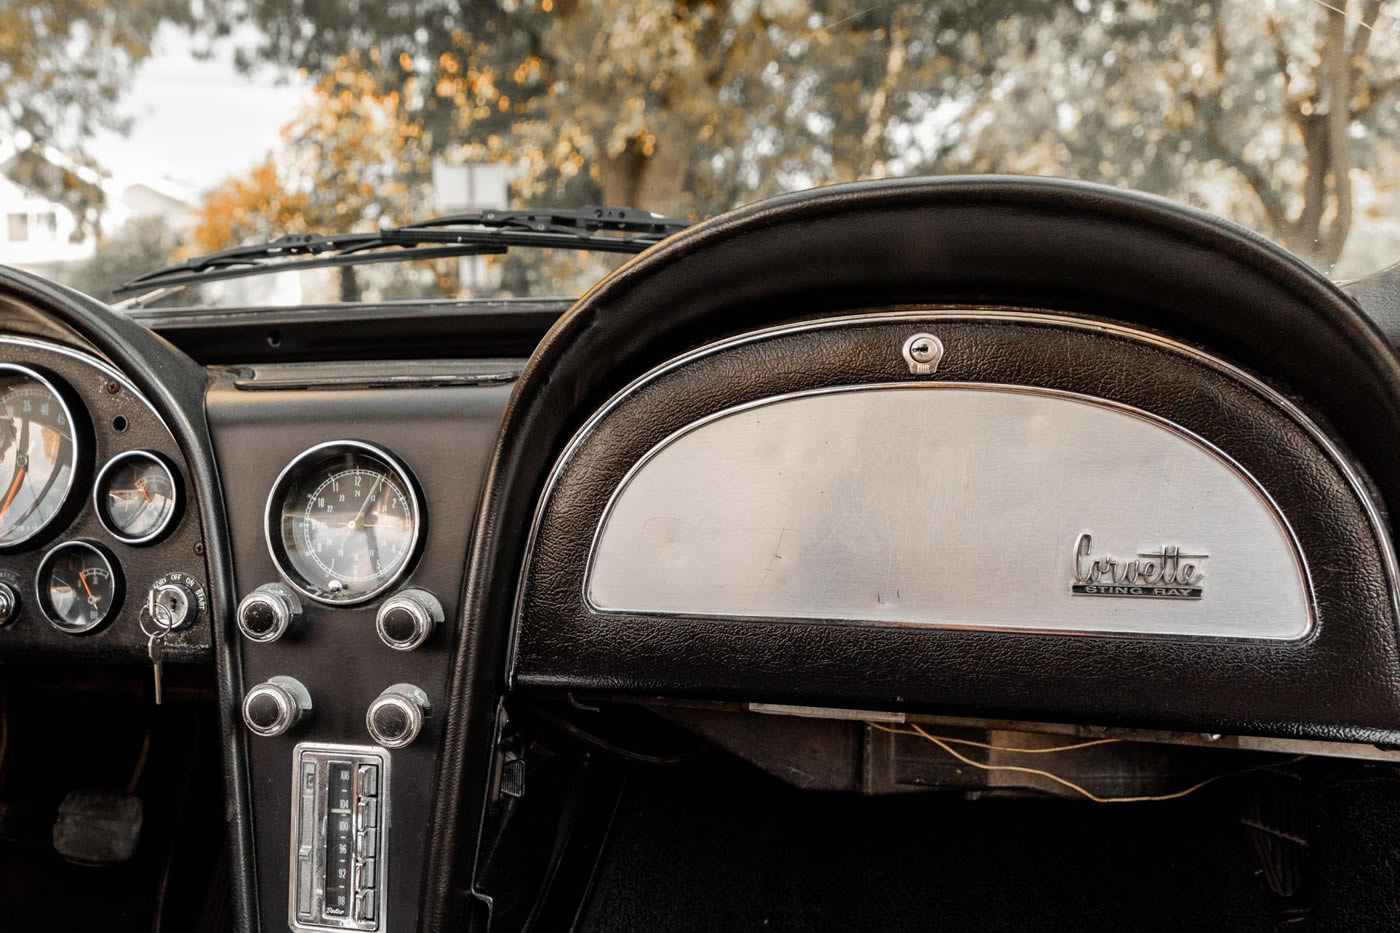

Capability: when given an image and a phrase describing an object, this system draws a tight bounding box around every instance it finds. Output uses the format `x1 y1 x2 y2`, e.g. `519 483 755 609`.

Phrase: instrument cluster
0 342 210 659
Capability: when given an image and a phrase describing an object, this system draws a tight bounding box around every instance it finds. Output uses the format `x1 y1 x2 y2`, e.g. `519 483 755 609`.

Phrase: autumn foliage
187 0 1400 279
189 54 428 255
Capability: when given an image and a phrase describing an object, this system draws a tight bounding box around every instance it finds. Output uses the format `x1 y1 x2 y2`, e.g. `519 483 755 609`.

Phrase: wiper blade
112 206 690 304
399 205 690 238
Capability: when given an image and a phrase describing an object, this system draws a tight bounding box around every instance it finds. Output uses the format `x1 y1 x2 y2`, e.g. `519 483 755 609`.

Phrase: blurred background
2 0 1399 304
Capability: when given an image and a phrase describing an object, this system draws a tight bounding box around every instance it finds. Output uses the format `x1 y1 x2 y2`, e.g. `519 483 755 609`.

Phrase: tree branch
1191 10 1291 236
1353 74 1400 119
1348 0 1388 118
1319 4 1353 266
1264 13 1306 120
1350 0 1383 64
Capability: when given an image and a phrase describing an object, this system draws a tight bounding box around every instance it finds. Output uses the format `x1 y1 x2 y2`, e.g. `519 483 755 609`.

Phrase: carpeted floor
580 756 1300 933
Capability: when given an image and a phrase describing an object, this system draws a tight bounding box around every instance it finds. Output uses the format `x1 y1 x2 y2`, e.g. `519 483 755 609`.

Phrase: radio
290 743 390 931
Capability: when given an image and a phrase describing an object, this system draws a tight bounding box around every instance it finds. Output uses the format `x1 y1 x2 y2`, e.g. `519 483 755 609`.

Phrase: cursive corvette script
1071 533 1206 599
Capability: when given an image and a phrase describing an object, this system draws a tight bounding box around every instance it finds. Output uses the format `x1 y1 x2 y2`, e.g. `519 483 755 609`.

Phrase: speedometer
267 441 423 605
0 364 81 549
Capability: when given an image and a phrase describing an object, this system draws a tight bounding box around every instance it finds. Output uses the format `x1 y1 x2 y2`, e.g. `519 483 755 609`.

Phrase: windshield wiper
112 206 691 306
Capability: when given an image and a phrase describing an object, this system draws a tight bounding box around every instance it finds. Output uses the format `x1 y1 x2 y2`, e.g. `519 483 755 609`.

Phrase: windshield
4 1 1397 305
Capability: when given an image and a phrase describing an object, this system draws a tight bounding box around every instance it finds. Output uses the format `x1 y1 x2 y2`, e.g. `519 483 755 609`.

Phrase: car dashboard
6 176 1400 932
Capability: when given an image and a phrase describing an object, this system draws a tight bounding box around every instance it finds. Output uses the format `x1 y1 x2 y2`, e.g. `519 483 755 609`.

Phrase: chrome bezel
35 539 123 634
265 440 424 607
93 449 182 545
289 742 391 932
0 362 83 550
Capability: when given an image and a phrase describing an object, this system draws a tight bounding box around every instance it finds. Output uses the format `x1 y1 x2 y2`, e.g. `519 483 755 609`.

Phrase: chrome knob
0 582 18 625
375 588 443 651
242 676 312 737
236 583 302 643
366 684 430 749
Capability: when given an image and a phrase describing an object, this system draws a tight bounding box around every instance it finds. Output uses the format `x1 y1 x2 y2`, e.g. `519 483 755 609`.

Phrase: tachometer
267 441 422 605
0 364 81 548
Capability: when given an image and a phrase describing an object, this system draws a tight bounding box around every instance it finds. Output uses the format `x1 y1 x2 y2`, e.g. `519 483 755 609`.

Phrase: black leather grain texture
0 266 256 933
426 177 1400 931
516 316 1400 737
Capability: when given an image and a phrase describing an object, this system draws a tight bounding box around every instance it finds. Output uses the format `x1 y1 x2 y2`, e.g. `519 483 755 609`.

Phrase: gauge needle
349 475 384 529
77 570 99 607
0 465 25 522
135 478 152 503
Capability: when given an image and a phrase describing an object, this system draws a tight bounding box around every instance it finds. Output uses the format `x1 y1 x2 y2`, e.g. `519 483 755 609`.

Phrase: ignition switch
146 571 206 631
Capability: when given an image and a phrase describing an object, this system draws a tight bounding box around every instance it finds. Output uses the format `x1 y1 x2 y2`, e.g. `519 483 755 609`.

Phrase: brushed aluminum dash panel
585 384 1313 641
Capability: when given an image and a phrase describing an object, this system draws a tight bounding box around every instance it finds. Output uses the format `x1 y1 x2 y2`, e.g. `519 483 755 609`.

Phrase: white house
0 171 92 268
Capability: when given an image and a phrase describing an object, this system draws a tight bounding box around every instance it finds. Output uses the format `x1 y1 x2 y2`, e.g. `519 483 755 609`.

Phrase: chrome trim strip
583 382 1315 641
511 310 1400 673
0 335 167 423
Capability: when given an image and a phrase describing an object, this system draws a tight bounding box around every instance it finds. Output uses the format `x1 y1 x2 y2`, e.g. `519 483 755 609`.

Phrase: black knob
236 584 302 643
242 676 312 737
366 684 430 748
245 692 284 731
375 588 442 651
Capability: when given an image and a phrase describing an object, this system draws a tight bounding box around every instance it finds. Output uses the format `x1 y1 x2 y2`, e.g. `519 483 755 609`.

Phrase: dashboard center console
205 365 513 933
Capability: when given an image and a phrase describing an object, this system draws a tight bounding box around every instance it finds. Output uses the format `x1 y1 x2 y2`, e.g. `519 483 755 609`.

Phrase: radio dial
366 684 430 748
242 676 312 737
375 588 442 651
236 583 302 643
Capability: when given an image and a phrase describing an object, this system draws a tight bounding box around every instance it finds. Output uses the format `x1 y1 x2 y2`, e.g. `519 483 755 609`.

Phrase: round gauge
0 365 81 549
95 451 181 544
267 441 423 605
37 541 123 633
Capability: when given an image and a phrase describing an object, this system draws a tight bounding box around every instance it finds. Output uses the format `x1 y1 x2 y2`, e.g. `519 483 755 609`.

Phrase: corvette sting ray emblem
1071 532 1206 599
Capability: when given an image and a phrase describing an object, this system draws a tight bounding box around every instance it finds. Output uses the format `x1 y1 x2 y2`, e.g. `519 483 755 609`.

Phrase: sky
92 25 308 200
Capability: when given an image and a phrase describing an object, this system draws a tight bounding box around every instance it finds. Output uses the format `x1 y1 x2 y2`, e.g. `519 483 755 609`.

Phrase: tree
220 0 1400 271
918 1 1400 270
187 54 439 300
55 216 180 302
0 1 198 237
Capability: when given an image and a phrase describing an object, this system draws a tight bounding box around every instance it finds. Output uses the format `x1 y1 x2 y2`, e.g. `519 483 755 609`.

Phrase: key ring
139 602 173 640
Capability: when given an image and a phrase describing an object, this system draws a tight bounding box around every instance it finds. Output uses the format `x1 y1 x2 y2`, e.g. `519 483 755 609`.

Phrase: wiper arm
112 206 691 305
398 205 690 238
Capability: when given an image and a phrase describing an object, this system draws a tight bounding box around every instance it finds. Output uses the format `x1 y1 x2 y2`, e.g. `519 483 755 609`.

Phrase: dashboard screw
104 381 120 395
193 542 205 556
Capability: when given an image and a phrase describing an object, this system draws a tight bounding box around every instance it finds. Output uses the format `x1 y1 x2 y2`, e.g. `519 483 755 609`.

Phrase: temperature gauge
95 451 180 544
37 541 122 633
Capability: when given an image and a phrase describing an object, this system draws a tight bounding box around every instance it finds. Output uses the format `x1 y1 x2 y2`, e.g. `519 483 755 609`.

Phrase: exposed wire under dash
867 721 1308 804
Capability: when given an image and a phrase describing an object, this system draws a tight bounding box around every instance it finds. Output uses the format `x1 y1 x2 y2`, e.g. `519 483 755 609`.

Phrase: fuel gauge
95 451 180 544
37 541 123 633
